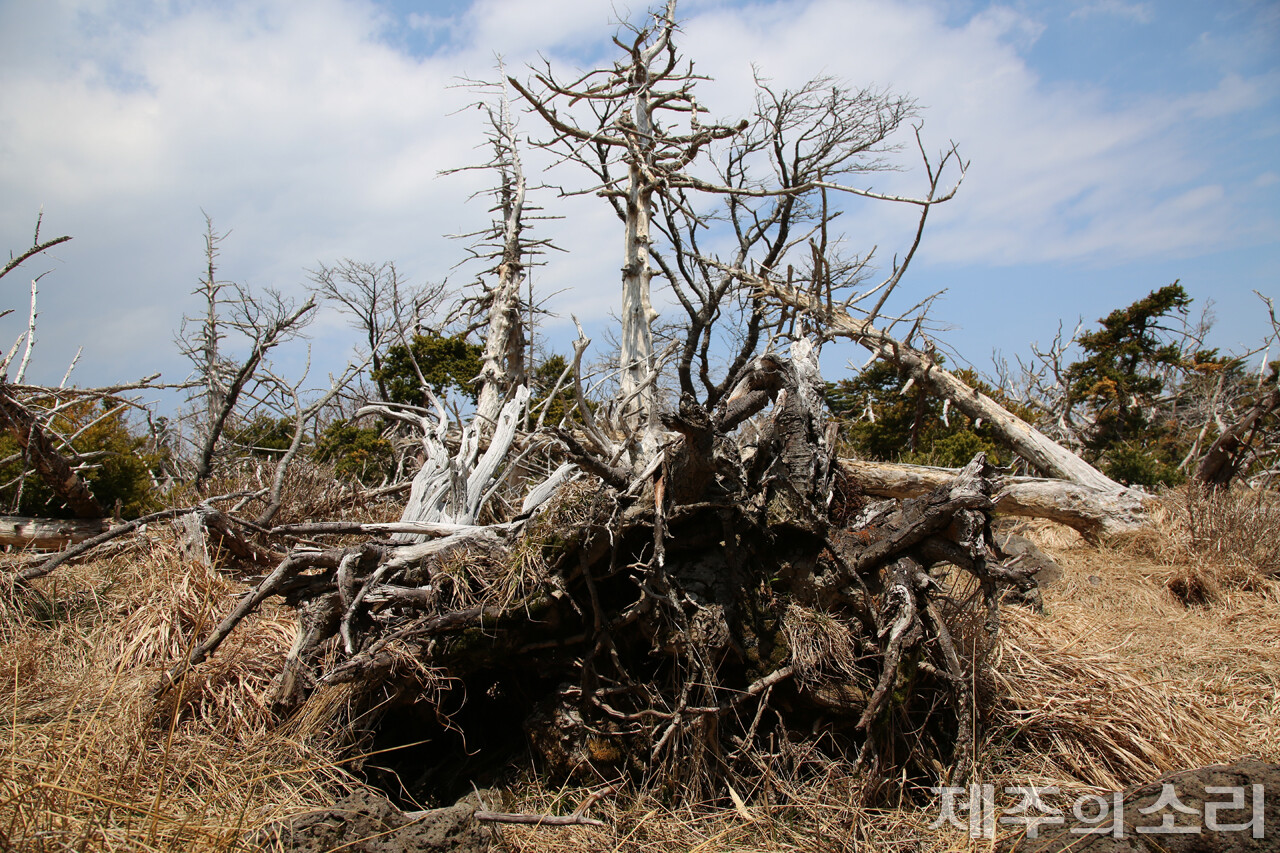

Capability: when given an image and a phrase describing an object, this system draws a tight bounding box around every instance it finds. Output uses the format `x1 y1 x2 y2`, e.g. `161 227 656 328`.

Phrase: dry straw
3 481 1277 851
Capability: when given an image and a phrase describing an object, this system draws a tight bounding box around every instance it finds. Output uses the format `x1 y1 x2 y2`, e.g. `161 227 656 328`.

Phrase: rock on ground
262 789 492 853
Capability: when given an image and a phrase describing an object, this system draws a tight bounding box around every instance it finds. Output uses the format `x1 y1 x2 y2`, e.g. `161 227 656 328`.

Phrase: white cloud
678 0 1274 270
0 0 1274 392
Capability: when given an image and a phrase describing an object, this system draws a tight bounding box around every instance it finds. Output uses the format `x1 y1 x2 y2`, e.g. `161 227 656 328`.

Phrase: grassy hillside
2 485 1276 852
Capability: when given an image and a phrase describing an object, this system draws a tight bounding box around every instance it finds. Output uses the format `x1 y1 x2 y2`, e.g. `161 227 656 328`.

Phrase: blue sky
0 0 1276 406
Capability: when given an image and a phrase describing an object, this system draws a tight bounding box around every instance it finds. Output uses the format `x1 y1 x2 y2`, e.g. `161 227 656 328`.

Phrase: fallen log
762 283 1142 495
838 458 1147 539
0 515 110 550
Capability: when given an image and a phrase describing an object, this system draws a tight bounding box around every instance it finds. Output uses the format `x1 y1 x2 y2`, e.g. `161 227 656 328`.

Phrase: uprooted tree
10 0 1239 817
136 2 1104 807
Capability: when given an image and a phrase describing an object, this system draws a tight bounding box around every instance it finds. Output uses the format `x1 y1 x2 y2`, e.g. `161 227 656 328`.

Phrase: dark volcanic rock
262 789 492 853
996 532 1064 588
999 759 1279 852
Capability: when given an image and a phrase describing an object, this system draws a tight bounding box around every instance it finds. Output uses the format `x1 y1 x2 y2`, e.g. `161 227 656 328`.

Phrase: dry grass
493 776 976 853
2 482 1277 851
1121 482 1280 594
986 490 1280 795
0 534 362 852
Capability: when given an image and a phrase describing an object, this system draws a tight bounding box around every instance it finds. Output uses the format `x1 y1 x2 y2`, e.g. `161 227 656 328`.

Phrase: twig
155 548 345 695
1 234 72 282
14 507 190 582
473 783 617 828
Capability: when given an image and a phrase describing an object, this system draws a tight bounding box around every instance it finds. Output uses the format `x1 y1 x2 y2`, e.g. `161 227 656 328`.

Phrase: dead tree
1 211 70 284
309 260 447 407
188 215 231 425
839 458 1142 539
1193 295 1280 488
0 218 175 522
176 223 318 487
651 76 915 412
151 333 1031 803
1194 379 1280 488
509 0 744 458
18 0 1150 816
762 282 1149 530
444 75 557 433
139 4 1014 802
0 378 104 519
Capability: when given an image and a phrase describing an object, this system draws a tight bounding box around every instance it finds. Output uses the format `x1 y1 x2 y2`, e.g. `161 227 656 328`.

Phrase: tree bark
0 515 109 549
388 385 531 542
474 90 529 433
1194 384 1280 487
0 380 104 519
839 458 1146 539
620 164 658 439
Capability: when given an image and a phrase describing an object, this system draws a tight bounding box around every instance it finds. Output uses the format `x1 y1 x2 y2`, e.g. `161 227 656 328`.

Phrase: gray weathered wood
839 458 1146 538
0 515 110 550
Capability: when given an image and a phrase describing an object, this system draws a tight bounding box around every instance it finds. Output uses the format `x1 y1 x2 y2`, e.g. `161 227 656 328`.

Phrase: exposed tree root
140 346 1042 810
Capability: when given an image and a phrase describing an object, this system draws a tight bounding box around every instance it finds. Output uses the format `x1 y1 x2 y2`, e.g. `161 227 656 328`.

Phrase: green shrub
0 398 163 519
228 414 296 457
372 333 483 405
314 420 394 485
826 360 1028 467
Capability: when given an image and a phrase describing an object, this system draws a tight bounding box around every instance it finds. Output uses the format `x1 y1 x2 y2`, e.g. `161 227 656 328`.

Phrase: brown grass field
3 484 1276 852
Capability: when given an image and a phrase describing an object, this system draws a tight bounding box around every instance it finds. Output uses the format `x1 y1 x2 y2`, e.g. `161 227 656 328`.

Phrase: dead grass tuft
493 775 974 853
986 607 1247 792
980 516 1280 798
781 603 864 686
1119 483 1280 586
1 537 359 852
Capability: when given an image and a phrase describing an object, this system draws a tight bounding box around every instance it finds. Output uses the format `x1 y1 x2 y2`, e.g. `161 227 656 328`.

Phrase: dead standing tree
509 0 744 462
1193 294 1280 488
445 74 557 434
176 218 318 488
0 216 101 519
308 259 449 409
651 75 915 409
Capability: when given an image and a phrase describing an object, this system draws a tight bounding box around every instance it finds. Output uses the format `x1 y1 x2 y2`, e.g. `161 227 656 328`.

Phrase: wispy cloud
0 0 1274 390
1069 1 1154 25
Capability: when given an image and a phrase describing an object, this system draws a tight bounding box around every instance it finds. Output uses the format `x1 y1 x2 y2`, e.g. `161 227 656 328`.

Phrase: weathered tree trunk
0 380 104 519
192 297 316 486
762 283 1149 530
474 264 526 433
474 91 529 433
839 458 1146 538
199 217 227 427
620 164 658 439
376 386 532 543
0 515 109 549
